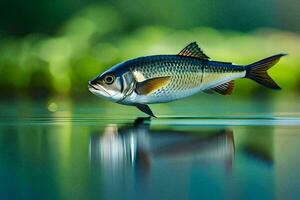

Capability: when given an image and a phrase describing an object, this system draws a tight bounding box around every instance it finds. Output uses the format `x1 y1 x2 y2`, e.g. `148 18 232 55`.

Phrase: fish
88 42 286 117
90 117 235 175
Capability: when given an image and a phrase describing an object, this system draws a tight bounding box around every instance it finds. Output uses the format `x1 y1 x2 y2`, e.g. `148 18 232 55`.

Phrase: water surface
0 98 300 199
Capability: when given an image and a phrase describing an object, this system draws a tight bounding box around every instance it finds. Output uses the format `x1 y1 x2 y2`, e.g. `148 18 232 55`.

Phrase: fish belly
201 70 246 91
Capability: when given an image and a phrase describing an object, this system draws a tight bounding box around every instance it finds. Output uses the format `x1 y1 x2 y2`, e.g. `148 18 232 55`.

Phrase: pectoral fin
135 103 156 118
135 76 171 95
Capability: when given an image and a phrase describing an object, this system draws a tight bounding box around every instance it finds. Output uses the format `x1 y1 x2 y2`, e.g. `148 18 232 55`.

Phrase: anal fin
204 80 234 95
203 90 214 94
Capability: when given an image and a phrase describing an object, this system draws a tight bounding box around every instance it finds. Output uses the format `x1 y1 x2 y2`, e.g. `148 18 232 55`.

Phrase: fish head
88 71 124 102
88 62 135 103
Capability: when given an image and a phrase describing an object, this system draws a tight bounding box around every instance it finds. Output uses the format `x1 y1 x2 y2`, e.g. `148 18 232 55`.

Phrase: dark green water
1 96 300 199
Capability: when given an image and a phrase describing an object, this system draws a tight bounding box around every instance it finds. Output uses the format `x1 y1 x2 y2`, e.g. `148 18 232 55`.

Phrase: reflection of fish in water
88 42 286 117
89 118 235 176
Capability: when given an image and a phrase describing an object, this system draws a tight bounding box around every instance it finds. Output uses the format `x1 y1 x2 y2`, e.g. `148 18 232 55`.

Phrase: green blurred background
0 0 299 99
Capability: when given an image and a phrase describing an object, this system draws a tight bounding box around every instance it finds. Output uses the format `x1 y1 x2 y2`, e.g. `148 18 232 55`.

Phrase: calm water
1 97 300 199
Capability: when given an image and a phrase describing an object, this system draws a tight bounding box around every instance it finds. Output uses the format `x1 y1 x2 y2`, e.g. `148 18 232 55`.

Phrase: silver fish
89 42 286 117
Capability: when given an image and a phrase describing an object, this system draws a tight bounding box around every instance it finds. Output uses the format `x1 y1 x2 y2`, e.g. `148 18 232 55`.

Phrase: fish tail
245 53 287 90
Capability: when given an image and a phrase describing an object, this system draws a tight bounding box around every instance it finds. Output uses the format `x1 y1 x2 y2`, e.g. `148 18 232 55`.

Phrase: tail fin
245 54 287 90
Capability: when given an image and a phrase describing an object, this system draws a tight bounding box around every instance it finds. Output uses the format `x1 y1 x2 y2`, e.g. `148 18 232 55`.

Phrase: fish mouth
88 82 98 90
88 81 111 97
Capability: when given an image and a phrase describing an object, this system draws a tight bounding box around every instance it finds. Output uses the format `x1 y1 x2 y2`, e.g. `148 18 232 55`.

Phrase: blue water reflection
1 116 300 199
88 118 274 200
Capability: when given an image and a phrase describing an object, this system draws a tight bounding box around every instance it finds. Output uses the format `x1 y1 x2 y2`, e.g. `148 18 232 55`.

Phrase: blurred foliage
0 4 299 99
2 0 300 35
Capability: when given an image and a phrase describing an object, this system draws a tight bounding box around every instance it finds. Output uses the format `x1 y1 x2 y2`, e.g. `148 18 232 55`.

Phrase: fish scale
128 55 245 103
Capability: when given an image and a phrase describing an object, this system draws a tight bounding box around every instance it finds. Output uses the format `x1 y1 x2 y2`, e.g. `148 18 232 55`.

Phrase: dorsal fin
178 42 210 60
204 80 235 95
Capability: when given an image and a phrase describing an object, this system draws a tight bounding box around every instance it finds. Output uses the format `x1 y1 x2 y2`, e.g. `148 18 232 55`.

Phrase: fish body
89 42 286 117
116 55 245 104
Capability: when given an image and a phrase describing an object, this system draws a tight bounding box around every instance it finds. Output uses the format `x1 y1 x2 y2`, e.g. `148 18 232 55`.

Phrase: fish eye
104 74 115 85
